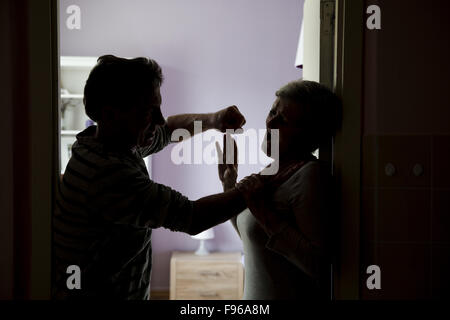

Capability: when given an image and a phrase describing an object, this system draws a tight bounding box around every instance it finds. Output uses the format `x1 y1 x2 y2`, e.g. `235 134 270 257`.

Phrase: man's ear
99 105 116 123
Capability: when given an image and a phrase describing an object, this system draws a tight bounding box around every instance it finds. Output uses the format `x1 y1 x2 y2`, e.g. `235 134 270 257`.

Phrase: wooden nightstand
170 251 244 300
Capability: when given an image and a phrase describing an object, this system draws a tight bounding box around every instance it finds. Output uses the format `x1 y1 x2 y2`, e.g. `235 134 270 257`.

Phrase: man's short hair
276 79 342 152
83 55 163 122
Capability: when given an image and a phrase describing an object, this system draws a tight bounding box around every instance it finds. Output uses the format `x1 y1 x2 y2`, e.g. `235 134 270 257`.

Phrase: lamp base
194 239 209 255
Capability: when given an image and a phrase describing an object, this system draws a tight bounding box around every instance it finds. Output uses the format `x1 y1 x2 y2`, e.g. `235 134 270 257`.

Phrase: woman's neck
278 151 314 170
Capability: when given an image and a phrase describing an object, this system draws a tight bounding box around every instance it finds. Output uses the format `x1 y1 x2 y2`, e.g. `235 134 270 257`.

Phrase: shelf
60 56 98 68
61 130 80 136
60 56 98 175
61 94 83 99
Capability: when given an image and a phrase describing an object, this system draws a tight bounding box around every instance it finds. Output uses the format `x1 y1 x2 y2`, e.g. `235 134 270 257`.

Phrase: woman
217 80 340 299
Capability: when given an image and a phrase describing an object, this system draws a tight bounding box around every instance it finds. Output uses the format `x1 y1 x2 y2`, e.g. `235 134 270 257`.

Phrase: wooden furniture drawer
176 261 238 282
175 283 239 300
170 251 244 300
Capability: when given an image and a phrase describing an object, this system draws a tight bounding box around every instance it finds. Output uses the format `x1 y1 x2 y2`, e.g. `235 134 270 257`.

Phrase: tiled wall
361 0 450 299
361 135 450 299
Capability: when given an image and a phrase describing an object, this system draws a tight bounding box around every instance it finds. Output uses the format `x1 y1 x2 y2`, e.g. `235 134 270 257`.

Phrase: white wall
302 0 321 81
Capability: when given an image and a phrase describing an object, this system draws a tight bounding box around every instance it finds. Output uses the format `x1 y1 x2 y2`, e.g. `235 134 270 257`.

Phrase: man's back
52 125 193 299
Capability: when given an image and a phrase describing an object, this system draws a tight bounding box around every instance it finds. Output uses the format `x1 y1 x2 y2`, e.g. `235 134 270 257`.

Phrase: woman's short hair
83 55 163 122
276 79 341 152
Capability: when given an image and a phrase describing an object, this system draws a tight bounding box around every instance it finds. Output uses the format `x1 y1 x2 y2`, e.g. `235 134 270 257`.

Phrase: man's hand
166 106 245 141
235 173 286 236
236 162 304 197
213 106 246 132
235 162 304 236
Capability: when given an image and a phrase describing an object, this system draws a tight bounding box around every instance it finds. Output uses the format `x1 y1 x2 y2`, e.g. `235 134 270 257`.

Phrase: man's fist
213 106 246 132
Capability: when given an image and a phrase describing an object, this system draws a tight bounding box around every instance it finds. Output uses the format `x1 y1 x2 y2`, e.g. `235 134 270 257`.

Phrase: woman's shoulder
285 159 330 185
274 160 330 200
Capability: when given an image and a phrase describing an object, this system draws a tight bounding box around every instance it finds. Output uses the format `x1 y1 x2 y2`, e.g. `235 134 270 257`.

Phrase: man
53 55 299 300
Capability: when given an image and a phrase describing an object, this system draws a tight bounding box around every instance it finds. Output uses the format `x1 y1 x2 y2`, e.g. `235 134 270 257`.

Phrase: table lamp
191 228 215 255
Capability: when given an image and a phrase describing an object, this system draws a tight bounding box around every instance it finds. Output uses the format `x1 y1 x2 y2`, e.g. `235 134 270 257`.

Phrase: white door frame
23 0 365 300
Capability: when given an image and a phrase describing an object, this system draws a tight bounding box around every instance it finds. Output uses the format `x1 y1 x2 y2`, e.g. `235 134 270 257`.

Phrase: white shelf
60 56 97 174
61 94 84 99
60 56 98 68
61 130 80 136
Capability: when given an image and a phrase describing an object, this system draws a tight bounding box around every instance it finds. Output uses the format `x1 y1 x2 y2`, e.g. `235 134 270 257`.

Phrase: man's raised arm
166 105 246 138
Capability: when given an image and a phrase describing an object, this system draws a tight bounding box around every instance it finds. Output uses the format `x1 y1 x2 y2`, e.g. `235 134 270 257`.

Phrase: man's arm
92 162 245 234
166 105 246 138
187 162 306 236
138 104 244 156
187 188 247 235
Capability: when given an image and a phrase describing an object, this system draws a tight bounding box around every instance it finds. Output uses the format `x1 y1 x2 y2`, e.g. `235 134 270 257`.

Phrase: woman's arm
215 134 241 238
187 162 304 236
265 221 328 279
241 162 331 279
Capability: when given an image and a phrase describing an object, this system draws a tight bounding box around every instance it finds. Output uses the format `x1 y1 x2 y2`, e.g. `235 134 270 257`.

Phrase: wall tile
362 244 430 299
361 188 377 243
360 242 380 300
377 189 430 243
376 135 431 189
432 245 450 299
362 135 377 188
432 190 450 243
432 135 450 188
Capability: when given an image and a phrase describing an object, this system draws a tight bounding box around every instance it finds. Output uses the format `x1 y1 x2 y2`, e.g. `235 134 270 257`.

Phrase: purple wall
60 0 303 290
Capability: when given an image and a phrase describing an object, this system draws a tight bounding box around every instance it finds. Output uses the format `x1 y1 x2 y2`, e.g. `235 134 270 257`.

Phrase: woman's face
262 97 309 159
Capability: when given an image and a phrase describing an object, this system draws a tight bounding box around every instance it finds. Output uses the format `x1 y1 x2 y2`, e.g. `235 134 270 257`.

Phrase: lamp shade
191 228 215 240
191 228 215 255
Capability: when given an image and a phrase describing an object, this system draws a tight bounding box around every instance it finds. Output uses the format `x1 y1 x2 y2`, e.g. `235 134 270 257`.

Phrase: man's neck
95 126 135 152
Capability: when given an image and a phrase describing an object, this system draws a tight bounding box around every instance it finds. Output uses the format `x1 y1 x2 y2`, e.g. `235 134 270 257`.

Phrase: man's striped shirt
52 124 194 299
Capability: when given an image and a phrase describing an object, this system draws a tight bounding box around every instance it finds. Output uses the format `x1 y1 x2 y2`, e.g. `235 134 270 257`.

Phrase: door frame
16 0 60 299
332 0 365 299
21 0 365 299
